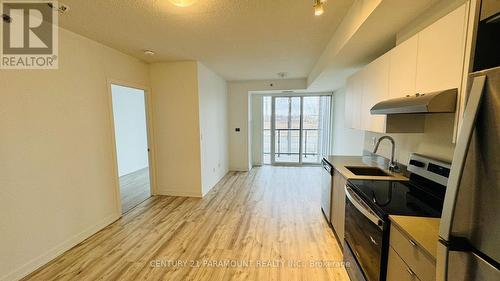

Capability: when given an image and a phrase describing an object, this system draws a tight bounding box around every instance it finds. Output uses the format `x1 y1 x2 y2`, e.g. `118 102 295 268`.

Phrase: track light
314 0 326 16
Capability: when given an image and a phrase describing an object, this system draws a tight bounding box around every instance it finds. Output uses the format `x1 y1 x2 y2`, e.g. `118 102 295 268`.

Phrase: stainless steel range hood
371 88 458 115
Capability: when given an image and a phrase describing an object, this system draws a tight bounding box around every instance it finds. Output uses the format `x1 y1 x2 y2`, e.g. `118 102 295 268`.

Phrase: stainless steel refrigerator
436 66 500 280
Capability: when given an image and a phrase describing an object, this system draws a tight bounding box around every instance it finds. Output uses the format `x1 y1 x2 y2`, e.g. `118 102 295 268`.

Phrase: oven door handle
345 185 383 229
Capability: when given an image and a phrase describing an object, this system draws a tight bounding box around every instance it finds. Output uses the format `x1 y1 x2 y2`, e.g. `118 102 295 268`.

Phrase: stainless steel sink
345 166 391 177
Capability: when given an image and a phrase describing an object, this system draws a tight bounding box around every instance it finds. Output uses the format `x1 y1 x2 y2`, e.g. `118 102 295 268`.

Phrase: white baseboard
1 212 120 281
229 167 250 172
157 188 202 198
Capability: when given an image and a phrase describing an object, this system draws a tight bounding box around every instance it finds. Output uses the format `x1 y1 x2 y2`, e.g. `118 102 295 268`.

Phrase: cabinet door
331 170 340 232
345 72 363 130
387 247 420 281
389 35 418 99
361 53 390 133
415 4 467 93
334 172 347 242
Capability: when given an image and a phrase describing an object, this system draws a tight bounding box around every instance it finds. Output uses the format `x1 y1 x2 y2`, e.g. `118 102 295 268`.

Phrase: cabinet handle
406 267 415 276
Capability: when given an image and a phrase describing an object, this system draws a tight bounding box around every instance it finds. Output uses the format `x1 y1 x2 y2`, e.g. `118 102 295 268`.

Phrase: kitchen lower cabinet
331 169 347 247
388 224 436 281
387 247 421 281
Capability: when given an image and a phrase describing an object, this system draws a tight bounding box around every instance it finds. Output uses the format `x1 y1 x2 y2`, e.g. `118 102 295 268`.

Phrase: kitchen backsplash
364 113 456 165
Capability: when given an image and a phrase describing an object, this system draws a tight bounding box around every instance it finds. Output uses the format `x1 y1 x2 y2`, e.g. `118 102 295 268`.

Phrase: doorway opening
110 84 152 214
263 95 332 166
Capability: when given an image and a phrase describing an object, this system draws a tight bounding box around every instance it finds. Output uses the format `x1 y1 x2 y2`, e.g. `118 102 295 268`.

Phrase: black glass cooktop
347 179 446 218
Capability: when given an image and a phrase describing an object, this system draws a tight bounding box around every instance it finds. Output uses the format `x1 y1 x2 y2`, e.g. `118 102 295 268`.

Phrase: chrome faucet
373 136 400 172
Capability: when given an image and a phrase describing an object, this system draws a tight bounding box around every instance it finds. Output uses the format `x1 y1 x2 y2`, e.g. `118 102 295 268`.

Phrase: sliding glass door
264 95 331 165
273 96 302 164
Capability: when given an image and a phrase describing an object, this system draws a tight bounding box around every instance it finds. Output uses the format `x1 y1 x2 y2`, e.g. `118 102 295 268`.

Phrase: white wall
111 85 149 176
149 62 203 197
227 79 307 171
364 113 456 164
331 88 365 155
197 63 229 196
0 28 150 281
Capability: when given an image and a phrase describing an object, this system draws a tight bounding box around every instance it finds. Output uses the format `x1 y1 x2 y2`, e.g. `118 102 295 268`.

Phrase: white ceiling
307 0 441 91
58 0 354 81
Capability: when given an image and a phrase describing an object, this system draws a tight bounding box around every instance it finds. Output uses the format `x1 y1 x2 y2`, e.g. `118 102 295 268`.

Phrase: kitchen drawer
387 246 421 281
389 225 436 281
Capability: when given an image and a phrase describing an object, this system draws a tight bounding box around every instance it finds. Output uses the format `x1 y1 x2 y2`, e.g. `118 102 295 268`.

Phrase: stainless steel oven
343 154 451 281
344 184 386 281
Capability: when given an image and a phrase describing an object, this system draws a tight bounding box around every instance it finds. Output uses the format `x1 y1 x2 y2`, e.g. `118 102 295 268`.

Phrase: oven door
344 184 385 281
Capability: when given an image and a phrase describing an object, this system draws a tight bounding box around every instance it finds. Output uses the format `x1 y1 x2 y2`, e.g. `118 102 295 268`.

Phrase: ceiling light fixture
169 0 198 7
143 50 155 56
314 0 326 16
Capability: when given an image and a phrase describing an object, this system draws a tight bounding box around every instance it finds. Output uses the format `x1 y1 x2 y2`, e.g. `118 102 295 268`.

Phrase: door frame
106 79 157 215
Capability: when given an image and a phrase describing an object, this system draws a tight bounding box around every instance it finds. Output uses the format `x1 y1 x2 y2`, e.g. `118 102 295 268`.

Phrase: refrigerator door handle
437 237 500 281
439 75 486 240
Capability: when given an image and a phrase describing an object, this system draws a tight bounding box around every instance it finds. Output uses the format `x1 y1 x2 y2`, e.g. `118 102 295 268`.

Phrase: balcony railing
263 128 320 161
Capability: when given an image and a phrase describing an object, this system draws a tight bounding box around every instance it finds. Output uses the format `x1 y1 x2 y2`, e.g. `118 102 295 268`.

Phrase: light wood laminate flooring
23 166 349 281
120 168 151 214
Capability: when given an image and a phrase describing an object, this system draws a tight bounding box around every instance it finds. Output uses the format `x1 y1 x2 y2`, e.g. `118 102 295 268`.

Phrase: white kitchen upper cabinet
345 71 363 130
389 35 418 99
415 4 467 94
343 3 469 135
361 53 390 133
